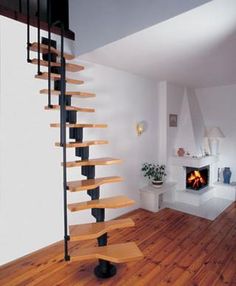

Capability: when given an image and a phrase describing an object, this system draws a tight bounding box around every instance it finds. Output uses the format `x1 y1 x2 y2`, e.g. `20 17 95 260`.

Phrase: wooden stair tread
55 140 108 148
68 195 135 212
50 123 107 128
45 105 95 113
64 157 122 168
31 59 84 72
40 89 95 98
35 72 84 85
70 242 143 263
69 218 134 241
30 42 75 60
67 176 123 192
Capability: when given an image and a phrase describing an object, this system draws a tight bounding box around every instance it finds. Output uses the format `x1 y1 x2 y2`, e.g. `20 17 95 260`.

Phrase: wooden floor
1 204 236 286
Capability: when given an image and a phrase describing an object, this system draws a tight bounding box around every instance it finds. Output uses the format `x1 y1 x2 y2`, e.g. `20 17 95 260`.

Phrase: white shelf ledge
139 182 176 194
170 155 218 168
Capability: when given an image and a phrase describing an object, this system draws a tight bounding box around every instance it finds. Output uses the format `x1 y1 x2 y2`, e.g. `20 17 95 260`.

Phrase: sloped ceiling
70 0 211 54
80 0 236 88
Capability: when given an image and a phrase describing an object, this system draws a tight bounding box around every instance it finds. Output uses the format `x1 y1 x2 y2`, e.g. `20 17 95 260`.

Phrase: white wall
66 60 159 225
0 16 65 266
175 88 205 157
166 83 185 159
157 81 208 183
157 81 168 164
0 16 158 265
196 84 236 181
157 82 206 162
157 82 185 167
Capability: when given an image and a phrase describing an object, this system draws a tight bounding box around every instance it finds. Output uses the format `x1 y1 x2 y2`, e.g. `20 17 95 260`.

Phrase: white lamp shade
207 127 225 138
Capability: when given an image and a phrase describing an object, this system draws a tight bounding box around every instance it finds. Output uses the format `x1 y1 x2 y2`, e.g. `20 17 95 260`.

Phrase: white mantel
170 155 219 168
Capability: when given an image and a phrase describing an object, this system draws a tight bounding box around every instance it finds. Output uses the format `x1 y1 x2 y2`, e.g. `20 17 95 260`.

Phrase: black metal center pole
93 211 117 278
78 148 116 277
84 170 116 278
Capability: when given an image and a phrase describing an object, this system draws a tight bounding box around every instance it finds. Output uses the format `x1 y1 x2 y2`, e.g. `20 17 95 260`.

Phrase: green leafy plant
141 163 166 181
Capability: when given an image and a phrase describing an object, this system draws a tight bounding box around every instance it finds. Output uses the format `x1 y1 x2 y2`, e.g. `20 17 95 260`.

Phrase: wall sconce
136 121 147 136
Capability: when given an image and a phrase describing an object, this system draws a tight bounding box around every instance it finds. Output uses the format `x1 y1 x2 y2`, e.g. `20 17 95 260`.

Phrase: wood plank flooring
0 204 236 286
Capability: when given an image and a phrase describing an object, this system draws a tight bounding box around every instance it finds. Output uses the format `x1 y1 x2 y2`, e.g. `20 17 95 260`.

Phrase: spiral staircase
26 0 143 278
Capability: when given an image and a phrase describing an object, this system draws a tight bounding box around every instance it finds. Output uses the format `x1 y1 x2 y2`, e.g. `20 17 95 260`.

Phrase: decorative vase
177 148 185 157
152 180 163 188
223 167 232 184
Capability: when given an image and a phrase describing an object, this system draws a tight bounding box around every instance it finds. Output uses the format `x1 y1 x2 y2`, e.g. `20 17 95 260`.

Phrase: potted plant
141 163 166 188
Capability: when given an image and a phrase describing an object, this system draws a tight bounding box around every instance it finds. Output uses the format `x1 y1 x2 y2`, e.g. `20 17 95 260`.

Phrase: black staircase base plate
94 264 116 279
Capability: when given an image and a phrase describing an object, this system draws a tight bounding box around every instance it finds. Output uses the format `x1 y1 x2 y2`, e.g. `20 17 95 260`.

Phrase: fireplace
186 165 209 191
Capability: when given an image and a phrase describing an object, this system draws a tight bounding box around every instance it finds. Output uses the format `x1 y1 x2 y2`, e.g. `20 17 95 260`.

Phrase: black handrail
61 54 69 261
50 19 69 261
60 31 69 262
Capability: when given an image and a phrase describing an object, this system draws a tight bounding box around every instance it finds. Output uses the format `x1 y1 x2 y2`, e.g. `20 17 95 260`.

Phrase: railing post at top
19 0 22 13
26 0 31 63
47 0 52 108
37 0 42 75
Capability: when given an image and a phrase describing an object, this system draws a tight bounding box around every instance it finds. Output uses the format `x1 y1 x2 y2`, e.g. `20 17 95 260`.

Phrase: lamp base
209 138 219 156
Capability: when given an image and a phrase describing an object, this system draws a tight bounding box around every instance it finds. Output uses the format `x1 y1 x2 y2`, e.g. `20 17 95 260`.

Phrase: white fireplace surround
164 155 235 220
169 155 218 192
161 87 235 220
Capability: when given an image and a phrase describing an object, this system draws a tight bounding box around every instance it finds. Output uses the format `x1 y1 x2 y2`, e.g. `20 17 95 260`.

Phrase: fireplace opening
186 166 209 191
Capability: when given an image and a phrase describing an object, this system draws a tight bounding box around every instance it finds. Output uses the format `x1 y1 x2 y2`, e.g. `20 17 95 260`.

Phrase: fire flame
187 170 206 190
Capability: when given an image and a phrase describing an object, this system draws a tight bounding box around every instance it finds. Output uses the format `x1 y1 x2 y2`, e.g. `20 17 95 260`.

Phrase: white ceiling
80 0 236 88
70 0 211 54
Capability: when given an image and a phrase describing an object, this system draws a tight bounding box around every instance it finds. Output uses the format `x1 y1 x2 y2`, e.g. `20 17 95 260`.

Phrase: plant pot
152 180 163 188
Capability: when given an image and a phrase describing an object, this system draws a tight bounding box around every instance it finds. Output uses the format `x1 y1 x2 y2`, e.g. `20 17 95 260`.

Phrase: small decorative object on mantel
223 167 232 184
141 163 166 188
177 147 185 157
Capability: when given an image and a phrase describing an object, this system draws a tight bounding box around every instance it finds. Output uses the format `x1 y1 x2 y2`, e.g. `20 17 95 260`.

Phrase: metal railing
37 0 41 75
54 19 70 261
26 0 69 261
47 0 52 107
